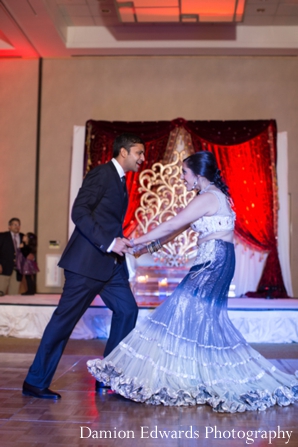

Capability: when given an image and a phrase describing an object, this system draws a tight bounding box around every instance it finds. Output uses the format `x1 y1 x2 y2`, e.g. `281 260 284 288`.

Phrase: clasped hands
112 237 147 258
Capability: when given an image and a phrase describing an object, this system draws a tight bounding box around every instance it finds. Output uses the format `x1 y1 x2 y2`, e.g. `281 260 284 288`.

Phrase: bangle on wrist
146 239 162 255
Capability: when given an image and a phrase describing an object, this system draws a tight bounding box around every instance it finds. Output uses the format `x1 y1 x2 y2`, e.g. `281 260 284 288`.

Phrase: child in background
19 232 39 295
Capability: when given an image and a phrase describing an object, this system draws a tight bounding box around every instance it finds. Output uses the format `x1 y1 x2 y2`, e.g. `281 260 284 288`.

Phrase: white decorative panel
45 254 63 287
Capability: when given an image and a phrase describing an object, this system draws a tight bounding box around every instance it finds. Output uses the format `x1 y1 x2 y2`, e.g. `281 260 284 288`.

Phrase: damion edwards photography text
80 425 293 444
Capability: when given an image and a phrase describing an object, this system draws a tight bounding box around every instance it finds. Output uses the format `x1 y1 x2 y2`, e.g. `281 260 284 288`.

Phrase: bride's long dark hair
183 151 230 197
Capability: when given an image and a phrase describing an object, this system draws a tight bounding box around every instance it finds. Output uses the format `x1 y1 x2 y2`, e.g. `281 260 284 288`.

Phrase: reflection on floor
0 337 297 447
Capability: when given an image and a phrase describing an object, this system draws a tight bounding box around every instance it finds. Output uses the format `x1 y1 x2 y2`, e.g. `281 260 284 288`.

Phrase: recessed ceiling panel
116 0 246 23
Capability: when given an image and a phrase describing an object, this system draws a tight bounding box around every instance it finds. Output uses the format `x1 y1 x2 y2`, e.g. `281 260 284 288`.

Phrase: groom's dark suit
24 161 138 389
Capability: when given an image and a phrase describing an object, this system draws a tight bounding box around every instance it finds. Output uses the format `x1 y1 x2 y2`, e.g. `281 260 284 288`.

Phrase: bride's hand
126 247 135 256
129 243 148 258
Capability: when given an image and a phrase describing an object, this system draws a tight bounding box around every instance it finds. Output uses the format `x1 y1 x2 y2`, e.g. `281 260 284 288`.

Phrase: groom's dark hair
113 133 144 157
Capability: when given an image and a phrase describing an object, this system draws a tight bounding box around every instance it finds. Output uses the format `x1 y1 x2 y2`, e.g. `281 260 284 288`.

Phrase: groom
22 133 145 399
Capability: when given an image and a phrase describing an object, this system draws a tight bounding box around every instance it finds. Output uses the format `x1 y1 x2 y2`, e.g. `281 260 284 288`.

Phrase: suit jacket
0 231 24 276
59 161 129 281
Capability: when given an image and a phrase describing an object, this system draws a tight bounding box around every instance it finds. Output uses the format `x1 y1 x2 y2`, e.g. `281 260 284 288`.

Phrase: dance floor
0 295 297 446
0 337 297 447
0 294 298 343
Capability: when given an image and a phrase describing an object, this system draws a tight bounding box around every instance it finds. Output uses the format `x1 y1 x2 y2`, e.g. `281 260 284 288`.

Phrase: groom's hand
112 237 132 256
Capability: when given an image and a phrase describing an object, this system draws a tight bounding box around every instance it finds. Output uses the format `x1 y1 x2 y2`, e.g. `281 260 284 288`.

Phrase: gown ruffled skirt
87 240 298 413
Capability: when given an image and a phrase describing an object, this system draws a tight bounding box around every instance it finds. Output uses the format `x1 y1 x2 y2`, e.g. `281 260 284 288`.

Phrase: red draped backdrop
84 118 287 298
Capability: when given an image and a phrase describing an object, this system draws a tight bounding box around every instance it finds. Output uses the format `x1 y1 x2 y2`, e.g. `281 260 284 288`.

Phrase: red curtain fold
84 118 288 297
187 123 287 297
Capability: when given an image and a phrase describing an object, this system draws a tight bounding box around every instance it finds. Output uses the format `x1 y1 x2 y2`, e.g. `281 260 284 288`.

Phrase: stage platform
0 294 297 343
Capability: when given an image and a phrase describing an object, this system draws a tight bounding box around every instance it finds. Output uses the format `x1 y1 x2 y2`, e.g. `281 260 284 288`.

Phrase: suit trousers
25 261 138 389
0 271 20 295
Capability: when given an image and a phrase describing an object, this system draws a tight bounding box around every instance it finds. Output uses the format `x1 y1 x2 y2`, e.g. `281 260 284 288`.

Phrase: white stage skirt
0 295 297 343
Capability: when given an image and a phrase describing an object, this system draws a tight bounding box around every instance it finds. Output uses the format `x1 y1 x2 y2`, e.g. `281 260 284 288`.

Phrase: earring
191 180 198 191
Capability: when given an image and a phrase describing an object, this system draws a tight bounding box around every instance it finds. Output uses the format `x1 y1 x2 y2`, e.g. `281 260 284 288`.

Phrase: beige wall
1 56 297 295
0 59 38 237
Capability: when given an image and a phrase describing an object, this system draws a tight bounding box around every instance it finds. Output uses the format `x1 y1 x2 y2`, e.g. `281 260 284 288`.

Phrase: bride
87 151 298 413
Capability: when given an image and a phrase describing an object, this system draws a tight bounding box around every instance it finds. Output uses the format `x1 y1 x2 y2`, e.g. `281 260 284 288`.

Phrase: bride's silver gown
87 190 298 412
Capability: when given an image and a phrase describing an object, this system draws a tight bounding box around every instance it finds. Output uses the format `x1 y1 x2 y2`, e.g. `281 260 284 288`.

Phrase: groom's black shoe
22 381 61 399
95 380 110 391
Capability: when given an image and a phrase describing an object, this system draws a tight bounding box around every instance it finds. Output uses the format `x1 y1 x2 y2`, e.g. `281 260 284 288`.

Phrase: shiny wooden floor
0 338 297 447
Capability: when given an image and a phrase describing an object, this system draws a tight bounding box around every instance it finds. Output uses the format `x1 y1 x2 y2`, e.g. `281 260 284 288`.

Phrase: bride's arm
131 226 188 257
134 192 217 245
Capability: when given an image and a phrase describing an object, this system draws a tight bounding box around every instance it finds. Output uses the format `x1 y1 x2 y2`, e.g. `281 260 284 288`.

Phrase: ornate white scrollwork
134 150 197 266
